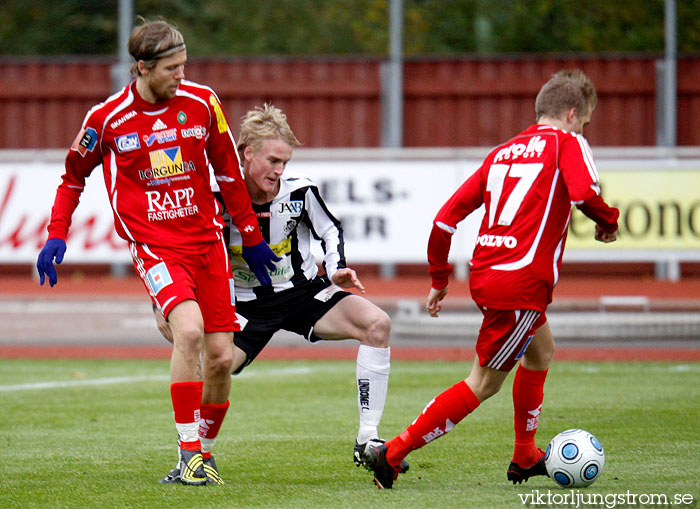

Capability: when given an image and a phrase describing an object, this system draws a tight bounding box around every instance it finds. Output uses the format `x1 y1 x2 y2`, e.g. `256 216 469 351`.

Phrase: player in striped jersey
362 70 619 489
156 104 407 483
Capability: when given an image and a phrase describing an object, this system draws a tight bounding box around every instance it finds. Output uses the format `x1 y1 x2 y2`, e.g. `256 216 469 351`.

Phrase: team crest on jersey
115 132 140 153
277 200 303 216
146 262 173 295
70 127 98 157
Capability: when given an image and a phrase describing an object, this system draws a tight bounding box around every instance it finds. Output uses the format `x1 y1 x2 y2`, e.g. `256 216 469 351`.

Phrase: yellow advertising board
567 169 700 250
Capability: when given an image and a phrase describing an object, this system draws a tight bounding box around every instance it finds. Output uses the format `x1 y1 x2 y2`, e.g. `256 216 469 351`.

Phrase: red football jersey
429 124 619 311
47 80 263 253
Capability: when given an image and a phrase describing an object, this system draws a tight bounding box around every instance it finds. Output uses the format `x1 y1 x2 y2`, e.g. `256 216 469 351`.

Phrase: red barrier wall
1 55 697 148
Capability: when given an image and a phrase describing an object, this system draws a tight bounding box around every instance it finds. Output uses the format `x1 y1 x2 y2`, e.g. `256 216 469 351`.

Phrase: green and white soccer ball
545 429 605 488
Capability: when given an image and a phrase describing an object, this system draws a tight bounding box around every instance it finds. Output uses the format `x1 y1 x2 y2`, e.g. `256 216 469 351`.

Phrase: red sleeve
576 194 620 234
47 125 103 240
218 178 264 246
558 133 620 234
427 224 453 290
434 169 485 229
205 92 263 247
428 169 485 289
559 134 600 203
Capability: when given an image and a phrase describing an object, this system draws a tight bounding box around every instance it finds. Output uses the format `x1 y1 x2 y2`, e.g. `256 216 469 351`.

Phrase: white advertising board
0 160 130 263
290 158 483 263
0 155 483 265
2 149 699 268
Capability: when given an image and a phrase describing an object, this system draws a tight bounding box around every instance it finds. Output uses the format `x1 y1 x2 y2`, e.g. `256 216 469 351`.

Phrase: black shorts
232 275 351 374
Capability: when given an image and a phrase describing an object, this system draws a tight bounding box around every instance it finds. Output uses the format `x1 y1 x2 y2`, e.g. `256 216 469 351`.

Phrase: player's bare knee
361 309 391 348
480 379 504 400
542 342 555 364
466 368 506 401
204 350 234 378
173 324 204 350
523 337 555 370
467 381 501 402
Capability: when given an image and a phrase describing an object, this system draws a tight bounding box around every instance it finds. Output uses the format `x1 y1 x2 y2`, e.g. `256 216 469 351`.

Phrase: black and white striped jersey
223 172 346 302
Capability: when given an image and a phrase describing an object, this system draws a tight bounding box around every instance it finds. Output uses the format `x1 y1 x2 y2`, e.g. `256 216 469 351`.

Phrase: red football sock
199 401 230 441
512 365 548 467
385 380 480 468
180 440 201 452
171 381 203 450
171 381 203 424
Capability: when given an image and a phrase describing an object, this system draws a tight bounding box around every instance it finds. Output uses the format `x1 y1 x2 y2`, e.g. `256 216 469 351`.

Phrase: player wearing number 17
361 69 620 489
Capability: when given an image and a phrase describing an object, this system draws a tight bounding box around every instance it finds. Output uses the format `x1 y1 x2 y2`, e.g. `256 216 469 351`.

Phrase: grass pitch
2 359 698 508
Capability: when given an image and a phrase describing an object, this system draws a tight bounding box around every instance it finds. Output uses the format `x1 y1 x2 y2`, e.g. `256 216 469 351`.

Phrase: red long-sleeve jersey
47 80 263 254
428 124 619 312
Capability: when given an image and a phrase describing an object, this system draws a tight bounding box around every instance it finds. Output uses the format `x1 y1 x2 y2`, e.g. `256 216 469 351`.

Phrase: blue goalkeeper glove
242 241 281 287
36 238 67 287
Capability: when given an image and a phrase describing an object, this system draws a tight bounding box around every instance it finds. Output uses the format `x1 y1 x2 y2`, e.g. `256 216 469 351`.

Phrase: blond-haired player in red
36 19 279 486
362 69 619 489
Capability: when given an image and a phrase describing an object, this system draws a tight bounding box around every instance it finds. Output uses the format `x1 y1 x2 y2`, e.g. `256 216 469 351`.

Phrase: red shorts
130 236 238 333
475 306 547 371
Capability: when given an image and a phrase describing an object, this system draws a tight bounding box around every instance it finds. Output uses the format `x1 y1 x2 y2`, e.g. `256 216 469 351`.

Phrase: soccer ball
545 429 605 488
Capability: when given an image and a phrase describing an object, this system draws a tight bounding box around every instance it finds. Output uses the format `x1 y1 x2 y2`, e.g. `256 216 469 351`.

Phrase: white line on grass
237 366 315 378
1 300 149 314
0 365 318 392
0 375 169 392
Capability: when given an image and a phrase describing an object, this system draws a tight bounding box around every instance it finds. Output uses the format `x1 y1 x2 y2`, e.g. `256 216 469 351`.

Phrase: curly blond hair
237 104 301 157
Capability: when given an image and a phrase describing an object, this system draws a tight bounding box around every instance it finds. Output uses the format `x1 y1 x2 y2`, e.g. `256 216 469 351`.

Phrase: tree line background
1 0 699 57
